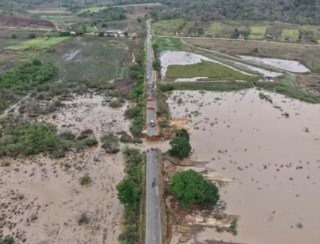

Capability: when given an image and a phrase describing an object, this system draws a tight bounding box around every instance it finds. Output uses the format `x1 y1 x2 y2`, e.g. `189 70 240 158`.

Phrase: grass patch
159 81 254 92
80 174 92 185
275 75 320 103
6 37 69 51
281 29 299 42
210 22 224 33
166 61 258 82
248 26 267 40
28 8 70 15
153 37 182 54
153 19 185 35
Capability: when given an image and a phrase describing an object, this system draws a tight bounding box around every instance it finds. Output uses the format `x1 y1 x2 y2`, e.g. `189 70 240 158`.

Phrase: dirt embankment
0 16 55 29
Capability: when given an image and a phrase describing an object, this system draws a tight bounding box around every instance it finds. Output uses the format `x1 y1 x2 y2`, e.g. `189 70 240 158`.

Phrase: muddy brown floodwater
167 89 320 244
0 95 130 243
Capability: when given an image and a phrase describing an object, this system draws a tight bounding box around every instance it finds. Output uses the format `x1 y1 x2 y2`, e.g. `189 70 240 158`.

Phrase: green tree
169 137 191 159
170 170 220 209
117 178 139 206
175 129 190 141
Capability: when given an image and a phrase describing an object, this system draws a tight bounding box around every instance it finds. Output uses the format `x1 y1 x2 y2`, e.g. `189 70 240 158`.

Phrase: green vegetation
169 131 192 159
159 81 254 92
78 6 107 14
153 37 182 54
126 52 145 137
0 117 71 158
0 62 56 113
166 61 258 82
6 37 69 51
101 132 120 154
281 29 300 42
0 63 55 91
259 74 320 103
170 170 220 209
148 0 320 25
248 26 267 40
176 129 190 141
80 174 92 185
117 147 145 243
0 236 14 244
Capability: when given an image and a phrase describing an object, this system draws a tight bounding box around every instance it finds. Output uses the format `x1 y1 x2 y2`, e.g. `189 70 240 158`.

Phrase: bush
101 132 120 154
11 34 17 39
0 236 14 244
80 174 91 185
98 32 105 37
175 129 190 141
32 59 42 66
29 33 36 39
169 137 191 159
170 170 220 209
82 137 98 147
78 212 90 225
117 178 140 206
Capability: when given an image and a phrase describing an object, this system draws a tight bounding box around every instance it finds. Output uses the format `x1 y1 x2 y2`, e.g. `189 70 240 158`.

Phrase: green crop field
248 26 267 40
6 37 69 51
281 29 300 41
153 19 185 35
166 61 258 82
153 37 182 53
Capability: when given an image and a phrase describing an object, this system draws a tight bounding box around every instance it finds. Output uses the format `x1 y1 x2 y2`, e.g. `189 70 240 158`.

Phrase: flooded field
0 95 129 243
239 56 311 73
160 51 254 80
167 89 320 244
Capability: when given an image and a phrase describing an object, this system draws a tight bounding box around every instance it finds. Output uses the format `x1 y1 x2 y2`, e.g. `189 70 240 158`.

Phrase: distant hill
114 0 320 25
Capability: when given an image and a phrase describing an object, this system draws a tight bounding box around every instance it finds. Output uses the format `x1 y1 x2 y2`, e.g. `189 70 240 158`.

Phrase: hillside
115 0 320 25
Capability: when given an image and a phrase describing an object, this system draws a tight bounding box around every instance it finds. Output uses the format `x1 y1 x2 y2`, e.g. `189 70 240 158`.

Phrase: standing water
167 89 320 244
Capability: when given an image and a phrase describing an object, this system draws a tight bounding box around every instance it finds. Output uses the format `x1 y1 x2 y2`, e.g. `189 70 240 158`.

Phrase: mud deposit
35 95 130 140
167 89 320 244
0 95 129 243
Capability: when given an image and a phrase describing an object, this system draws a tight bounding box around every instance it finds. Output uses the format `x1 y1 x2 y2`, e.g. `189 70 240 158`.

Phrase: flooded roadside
167 89 320 244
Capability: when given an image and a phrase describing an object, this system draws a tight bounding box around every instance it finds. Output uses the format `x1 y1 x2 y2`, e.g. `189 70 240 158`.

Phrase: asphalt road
146 20 158 137
146 149 162 244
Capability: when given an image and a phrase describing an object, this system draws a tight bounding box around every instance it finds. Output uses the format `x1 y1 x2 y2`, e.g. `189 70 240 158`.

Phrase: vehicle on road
147 106 155 110
149 120 155 127
147 98 154 102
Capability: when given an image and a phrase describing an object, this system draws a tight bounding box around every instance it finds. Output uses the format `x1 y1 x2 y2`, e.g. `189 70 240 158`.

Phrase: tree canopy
170 170 220 209
169 137 191 159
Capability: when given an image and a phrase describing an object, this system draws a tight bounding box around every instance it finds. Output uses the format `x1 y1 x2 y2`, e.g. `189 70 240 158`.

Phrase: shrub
32 59 42 66
101 132 120 154
0 236 14 244
175 129 190 141
29 33 36 39
98 32 105 37
80 174 91 185
11 34 17 39
78 212 90 225
169 137 191 159
83 137 98 147
170 170 220 209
